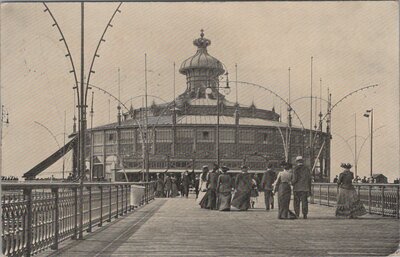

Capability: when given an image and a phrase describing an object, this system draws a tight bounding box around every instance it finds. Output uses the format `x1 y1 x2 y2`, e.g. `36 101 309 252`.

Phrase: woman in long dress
250 174 259 208
335 163 367 218
171 175 179 197
164 174 172 198
217 166 232 211
155 173 164 197
197 166 209 208
231 165 252 211
274 163 295 219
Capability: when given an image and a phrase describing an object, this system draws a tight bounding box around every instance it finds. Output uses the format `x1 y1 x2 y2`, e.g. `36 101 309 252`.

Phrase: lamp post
363 109 373 177
205 72 230 167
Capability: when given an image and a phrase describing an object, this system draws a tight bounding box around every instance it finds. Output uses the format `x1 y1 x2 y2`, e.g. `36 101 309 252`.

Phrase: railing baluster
72 188 78 240
51 188 59 250
115 186 119 218
327 185 330 206
125 185 128 213
99 185 103 227
23 189 33 257
397 185 399 219
381 186 385 216
319 185 322 205
108 185 112 222
120 185 124 216
368 186 372 214
87 186 92 232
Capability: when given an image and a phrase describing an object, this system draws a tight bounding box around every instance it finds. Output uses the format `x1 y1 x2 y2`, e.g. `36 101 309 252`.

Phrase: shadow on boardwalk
39 194 399 257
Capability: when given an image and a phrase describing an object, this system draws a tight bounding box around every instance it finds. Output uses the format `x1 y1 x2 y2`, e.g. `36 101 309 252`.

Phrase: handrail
2 181 156 257
310 182 399 219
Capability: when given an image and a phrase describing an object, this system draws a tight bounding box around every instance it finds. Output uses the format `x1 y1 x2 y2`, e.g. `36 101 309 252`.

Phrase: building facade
85 31 331 181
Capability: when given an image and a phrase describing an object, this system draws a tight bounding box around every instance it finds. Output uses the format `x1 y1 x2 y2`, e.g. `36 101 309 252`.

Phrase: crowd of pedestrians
154 155 368 220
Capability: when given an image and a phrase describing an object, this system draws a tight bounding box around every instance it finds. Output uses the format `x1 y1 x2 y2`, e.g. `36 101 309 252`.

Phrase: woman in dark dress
231 165 252 211
274 162 296 219
217 166 233 211
155 173 164 197
335 163 366 218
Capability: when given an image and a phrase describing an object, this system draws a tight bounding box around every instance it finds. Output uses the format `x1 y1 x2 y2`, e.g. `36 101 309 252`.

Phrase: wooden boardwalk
39 194 399 257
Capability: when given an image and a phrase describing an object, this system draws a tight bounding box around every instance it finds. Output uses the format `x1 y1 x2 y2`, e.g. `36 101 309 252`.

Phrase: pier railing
1 181 156 257
311 183 400 218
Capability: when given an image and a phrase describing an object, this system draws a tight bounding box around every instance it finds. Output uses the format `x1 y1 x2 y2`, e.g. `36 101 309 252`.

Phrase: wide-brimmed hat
340 163 352 169
241 165 249 170
221 166 230 172
202 165 209 171
295 156 304 162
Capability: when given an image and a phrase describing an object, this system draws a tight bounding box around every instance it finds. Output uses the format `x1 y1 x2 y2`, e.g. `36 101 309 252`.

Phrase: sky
1 2 398 181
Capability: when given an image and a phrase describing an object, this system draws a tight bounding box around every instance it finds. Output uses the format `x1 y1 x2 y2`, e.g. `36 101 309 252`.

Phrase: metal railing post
125 185 128 213
397 185 399 219
51 188 59 250
115 185 119 218
78 182 83 239
368 185 372 214
72 188 78 240
108 185 112 222
87 186 92 232
319 185 322 205
23 188 33 257
381 186 385 216
120 185 124 216
327 185 330 206
99 186 103 227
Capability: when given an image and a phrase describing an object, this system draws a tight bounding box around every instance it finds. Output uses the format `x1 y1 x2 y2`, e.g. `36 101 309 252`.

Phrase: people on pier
217 166 233 211
171 175 179 197
261 163 276 211
292 156 312 219
181 170 190 198
231 165 252 211
164 174 172 198
198 166 210 208
194 174 200 199
155 173 165 197
335 163 367 218
275 162 297 219
250 174 259 208
206 164 219 210
333 175 338 183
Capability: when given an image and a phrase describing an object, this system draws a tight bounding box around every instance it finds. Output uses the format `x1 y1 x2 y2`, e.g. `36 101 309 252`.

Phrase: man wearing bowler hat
292 156 312 219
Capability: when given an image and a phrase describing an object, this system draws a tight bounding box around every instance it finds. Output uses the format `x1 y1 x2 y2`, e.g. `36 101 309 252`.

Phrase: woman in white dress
197 166 209 208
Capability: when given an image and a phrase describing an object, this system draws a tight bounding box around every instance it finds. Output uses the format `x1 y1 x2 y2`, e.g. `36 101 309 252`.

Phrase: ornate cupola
179 30 225 99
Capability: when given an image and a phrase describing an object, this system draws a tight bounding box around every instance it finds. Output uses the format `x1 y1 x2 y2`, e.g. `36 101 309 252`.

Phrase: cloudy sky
1 2 398 180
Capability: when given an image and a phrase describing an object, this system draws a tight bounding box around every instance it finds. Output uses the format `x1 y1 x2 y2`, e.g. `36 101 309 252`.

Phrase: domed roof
179 30 225 76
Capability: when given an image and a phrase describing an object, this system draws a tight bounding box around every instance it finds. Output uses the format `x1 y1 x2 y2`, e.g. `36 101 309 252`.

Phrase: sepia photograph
1 1 399 256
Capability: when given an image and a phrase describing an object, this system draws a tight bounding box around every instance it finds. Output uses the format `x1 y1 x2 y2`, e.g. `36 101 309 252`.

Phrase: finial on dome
193 29 211 49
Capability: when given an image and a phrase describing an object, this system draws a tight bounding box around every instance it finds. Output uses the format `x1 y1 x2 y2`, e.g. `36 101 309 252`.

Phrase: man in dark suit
261 163 276 211
181 170 190 198
292 156 312 219
206 164 219 210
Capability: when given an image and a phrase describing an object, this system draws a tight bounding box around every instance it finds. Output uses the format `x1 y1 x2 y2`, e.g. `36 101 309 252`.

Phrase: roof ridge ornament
193 29 211 49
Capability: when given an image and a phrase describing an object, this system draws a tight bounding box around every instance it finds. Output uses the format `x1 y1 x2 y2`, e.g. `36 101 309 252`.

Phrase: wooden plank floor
40 194 400 257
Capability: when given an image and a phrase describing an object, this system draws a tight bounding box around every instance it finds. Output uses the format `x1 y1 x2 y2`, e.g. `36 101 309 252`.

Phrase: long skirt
199 190 209 208
207 189 217 210
336 187 367 218
231 190 251 211
278 183 292 219
218 192 232 211
171 184 179 197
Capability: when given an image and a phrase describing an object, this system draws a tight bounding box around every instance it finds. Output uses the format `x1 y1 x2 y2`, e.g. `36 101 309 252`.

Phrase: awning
23 137 77 179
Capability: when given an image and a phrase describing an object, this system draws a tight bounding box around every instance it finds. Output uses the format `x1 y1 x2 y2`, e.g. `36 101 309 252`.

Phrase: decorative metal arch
232 80 306 130
42 3 79 107
85 2 123 104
